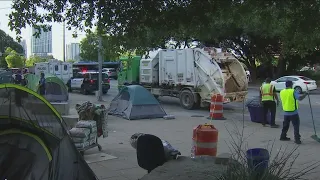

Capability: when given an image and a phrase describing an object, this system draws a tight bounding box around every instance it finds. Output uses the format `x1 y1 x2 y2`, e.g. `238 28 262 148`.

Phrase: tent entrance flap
108 85 167 120
0 144 36 180
0 84 98 180
0 131 50 179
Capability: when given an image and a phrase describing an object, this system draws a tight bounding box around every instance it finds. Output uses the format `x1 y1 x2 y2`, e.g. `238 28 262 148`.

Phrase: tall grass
218 120 320 180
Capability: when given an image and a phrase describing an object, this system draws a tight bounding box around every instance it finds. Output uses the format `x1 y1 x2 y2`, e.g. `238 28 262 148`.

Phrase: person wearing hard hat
260 78 280 128
279 80 307 144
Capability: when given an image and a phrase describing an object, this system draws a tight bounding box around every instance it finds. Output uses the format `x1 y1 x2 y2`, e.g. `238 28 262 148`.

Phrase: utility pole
97 35 103 101
63 21 66 62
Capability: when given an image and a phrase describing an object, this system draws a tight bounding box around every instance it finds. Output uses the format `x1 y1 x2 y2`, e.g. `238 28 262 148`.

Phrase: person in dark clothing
12 70 23 84
38 73 46 95
279 80 307 144
260 78 280 128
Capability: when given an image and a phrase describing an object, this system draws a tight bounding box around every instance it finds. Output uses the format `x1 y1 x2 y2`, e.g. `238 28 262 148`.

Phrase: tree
80 31 123 61
0 29 24 68
66 59 76 63
8 0 320 78
5 47 24 68
25 55 49 67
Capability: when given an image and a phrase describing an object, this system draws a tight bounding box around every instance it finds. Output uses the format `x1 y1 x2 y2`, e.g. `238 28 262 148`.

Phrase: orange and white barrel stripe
209 94 225 120
192 124 219 157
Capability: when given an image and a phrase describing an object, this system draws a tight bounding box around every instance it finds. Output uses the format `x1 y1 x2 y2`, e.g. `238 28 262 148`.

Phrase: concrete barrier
51 102 70 116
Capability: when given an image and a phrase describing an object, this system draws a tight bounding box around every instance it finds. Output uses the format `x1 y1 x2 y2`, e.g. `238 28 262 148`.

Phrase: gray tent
0 71 13 84
108 85 166 120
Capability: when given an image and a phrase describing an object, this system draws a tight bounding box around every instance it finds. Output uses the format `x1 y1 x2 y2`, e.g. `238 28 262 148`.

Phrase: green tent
25 73 69 102
108 85 166 120
0 84 97 179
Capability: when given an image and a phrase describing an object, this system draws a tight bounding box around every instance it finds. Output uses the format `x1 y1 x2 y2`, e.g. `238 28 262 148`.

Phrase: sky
0 0 87 60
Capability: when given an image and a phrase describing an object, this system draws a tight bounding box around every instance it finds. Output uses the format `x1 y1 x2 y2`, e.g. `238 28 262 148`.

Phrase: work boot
280 137 291 141
295 139 302 144
270 124 279 128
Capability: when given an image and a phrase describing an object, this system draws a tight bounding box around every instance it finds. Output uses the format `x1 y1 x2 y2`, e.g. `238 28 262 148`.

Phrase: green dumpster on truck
117 56 141 91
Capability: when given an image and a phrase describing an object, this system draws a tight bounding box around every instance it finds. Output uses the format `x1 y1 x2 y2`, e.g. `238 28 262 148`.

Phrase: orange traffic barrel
208 94 226 120
192 124 218 157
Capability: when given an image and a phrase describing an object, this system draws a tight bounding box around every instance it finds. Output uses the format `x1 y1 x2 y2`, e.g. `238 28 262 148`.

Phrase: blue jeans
281 114 301 140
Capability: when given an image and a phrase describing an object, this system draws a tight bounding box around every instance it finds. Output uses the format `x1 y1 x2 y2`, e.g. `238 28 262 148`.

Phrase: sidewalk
85 110 320 180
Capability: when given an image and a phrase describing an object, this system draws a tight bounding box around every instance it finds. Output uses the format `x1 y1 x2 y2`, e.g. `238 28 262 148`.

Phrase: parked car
270 75 317 93
102 68 117 79
67 71 110 95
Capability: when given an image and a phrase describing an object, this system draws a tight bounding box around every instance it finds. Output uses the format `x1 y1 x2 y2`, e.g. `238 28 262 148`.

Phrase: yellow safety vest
260 83 274 101
280 89 299 112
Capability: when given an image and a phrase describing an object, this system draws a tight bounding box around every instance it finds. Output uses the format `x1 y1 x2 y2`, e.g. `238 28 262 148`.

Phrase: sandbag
74 141 90 149
72 136 89 143
89 138 96 145
75 120 97 133
69 127 91 138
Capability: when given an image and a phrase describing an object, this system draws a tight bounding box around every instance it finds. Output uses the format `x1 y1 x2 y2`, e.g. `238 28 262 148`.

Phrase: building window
55 65 59 71
64 65 68 71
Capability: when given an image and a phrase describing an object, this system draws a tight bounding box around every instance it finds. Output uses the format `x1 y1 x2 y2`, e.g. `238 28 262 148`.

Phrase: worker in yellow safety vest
260 78 280 128
279 80 307 144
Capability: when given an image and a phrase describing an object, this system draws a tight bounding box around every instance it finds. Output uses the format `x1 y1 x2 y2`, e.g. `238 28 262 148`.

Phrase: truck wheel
194 94 201 109
179 90 196 110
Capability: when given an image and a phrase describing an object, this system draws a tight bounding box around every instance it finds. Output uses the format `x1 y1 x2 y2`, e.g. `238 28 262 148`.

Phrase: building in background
19 39 27 57
31 27 52 57
66 43 81 61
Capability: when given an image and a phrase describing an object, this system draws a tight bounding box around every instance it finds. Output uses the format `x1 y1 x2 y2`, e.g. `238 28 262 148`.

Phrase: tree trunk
276 55 287 78
248 65 258 82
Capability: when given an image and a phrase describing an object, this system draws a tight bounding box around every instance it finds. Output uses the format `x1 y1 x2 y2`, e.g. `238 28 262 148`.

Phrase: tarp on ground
108 85 166 120
0 84 97 180
25 73 68 102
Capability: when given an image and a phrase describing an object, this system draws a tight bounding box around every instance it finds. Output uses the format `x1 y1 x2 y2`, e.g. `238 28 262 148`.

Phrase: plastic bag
161 140 181 160
129 133 181 160
246 96 262 108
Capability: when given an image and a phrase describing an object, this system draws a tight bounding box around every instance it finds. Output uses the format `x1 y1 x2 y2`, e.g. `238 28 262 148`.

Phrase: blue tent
108 85 166 120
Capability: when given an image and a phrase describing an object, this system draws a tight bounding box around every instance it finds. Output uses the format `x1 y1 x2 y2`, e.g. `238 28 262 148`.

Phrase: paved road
70 80 320 130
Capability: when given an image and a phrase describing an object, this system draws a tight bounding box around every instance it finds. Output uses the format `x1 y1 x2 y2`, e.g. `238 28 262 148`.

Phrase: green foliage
7 0 320 78
298 70 320 81
79 31 123 61
25 55 50 67
0 29 24 68
5 47 24 68
66 59 76 63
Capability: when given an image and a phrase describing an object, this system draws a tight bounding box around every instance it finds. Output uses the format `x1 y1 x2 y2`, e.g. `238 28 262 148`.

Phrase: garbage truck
117 48 248 109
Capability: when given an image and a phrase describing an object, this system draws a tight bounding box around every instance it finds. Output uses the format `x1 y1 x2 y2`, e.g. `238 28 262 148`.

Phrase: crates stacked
69 120 98 149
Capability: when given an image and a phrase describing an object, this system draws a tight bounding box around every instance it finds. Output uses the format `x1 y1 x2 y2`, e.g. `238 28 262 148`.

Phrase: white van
34 60 73 84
